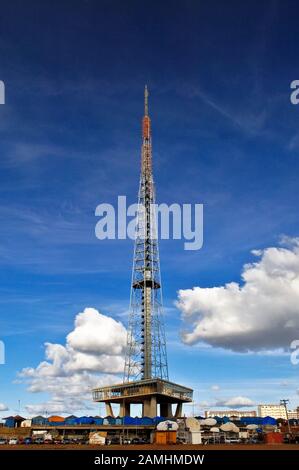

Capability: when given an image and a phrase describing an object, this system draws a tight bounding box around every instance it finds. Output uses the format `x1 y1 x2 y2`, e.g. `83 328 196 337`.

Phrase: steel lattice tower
124 86 168 382
93 88 193 417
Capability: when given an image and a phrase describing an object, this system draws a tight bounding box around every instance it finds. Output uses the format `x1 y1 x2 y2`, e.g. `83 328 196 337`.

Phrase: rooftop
93 378 193 404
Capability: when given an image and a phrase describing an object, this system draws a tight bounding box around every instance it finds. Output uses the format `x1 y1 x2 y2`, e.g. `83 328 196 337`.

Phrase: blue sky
1 0 299 417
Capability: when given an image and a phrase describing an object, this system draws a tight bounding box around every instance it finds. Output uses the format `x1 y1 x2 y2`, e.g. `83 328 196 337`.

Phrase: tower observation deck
92 88 193 418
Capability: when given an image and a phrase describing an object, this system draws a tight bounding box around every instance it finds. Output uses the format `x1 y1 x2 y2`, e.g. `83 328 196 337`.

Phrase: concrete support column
119 402 130 417
143 396 157 418
105 402 115 417
174 403 183 418
160 403 173 418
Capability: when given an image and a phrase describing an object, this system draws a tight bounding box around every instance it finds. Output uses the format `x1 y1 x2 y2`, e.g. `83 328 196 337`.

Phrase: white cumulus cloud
67 308 126 355
0 403 9 412
214 396 255 408
177 238 299 352
211 385 220 391
18 307 127 415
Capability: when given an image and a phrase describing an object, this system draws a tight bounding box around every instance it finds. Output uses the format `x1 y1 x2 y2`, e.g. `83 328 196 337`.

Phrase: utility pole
280 399 291 435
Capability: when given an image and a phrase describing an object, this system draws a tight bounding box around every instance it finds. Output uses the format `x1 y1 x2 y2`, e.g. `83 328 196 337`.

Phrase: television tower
124 86 168 382
93 88 193 418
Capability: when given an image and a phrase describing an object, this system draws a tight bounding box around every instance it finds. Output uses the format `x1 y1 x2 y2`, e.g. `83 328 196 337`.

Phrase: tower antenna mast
92 88 193 419
124 86 168 381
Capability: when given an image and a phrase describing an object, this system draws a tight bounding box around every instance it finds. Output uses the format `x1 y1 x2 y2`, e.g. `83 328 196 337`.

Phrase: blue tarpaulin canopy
75 416 94 425
262 416 277 425
240 417 264 425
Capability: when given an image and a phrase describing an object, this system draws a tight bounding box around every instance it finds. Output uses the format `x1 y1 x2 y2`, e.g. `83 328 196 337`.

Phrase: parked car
0 438 7 445
110 437 120 445
61 438 72 445
122 438 131 445
23 437 33 445
44 439 53 444
53 439 63 445
247 437 259 444
8 438 19 445
131 437 148 445
202 437 218 445
77 439 89 445
225 437 241 444
72 438 87 445
33 438 44 444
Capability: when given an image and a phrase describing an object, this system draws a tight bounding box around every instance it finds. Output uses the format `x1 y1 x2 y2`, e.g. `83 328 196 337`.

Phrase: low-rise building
258 404 287 419
286 408 299 419
205 410 256 419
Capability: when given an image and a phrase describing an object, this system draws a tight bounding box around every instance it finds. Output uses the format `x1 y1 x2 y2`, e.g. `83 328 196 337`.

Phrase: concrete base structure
119 402 131 417
93 378 193 418
143 396 157 418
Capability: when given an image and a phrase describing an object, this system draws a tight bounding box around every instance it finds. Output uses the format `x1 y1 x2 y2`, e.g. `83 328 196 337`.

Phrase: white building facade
205 410 256 419
258 404 287 419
